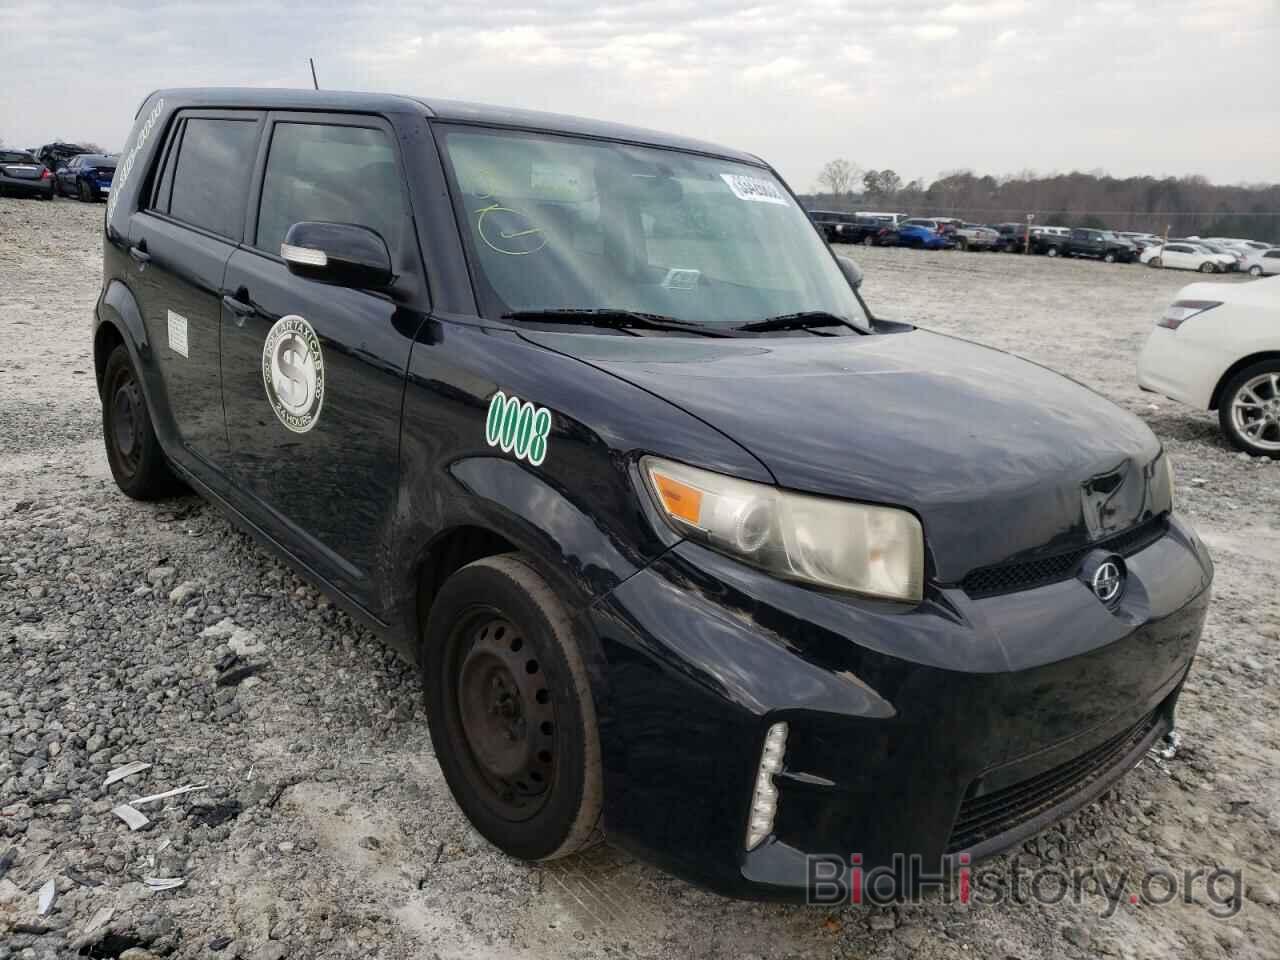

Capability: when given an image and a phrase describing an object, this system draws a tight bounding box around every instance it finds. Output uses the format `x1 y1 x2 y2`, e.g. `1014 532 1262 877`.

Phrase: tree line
805 159 1280 242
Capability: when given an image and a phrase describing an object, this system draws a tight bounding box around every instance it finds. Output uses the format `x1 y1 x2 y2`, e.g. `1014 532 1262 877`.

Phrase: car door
218 112 424 607
1163 244 1192 269
127 110 265 471
1265 251 1280 275
58 157 77 192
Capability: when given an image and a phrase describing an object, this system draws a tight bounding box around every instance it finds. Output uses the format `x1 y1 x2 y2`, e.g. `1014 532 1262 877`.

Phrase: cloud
0 0 1275 190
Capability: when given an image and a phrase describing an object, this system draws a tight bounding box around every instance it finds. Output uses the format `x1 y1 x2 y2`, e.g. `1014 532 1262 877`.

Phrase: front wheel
1149 257 1163 268
1045 246 1059 257
1198 261 1215 273
1103 251 1117 263
1219 362 1280 459
78 179 93 202
101 344 181 499
424 554 604 861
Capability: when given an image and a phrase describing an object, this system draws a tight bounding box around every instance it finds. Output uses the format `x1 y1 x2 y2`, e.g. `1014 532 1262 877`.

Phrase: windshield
439 127 869 331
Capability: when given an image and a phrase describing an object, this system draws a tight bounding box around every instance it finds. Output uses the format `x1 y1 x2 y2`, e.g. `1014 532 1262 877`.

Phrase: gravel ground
1 197 1277 960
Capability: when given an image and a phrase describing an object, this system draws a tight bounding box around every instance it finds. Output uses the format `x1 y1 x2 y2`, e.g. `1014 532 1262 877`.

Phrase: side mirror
836 255 863 291
281 221 394 290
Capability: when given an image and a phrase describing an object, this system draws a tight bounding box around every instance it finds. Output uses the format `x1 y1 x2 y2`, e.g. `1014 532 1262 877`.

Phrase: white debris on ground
1 198 1277 959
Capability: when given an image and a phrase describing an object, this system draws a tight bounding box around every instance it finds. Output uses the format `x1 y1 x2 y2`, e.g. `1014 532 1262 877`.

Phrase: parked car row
807 209 1278 274
0 146 116 202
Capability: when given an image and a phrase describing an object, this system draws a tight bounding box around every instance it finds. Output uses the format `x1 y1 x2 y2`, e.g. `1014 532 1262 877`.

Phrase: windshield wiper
734 311 861 334
503 309 736 338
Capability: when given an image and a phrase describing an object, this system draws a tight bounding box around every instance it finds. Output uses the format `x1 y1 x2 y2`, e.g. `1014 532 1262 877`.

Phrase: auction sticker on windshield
721 173 788 205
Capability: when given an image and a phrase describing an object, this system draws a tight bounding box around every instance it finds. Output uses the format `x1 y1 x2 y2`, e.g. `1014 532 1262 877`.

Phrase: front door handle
129 243 150 264
222 292 256 325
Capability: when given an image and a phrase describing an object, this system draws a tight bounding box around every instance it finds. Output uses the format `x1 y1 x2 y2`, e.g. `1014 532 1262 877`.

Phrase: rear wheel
956 237 969 252
1219 362 1280 459
1250 265 1264 277
101 345 180 499
1149 257 1163 268
424 554 603 861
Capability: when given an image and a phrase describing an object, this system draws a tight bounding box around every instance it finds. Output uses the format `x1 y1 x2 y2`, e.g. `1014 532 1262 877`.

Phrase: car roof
148 88 764 165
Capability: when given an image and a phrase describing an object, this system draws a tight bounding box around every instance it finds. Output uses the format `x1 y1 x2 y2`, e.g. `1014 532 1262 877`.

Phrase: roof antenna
309 57 319 90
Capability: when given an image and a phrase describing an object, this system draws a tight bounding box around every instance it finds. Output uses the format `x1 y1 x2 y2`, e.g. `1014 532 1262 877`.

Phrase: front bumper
588 514 1211 900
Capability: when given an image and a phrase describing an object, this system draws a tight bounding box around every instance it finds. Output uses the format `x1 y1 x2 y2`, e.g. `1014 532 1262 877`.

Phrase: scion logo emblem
262 315 325 433
1091 559 1124 605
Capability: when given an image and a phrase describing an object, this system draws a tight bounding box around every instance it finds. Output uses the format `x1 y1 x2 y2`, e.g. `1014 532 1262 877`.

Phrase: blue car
891 222 951 249
54 153 116 202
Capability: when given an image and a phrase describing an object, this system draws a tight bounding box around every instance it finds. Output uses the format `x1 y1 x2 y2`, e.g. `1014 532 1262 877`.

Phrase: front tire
424 554 604 861
1149 257 1163 268
1046 245 1059 257
78 179 92 202
101 344 180 499
1103 251 1117 263
1199 261 1215 273
1218 362 1280 459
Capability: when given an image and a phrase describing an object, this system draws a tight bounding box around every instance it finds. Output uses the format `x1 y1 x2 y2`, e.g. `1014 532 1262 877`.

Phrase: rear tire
101 344 181 499
1149 257 1163 268
956 238 969 252
1218 361 1280 459
424 554 604 861
1250 265 1264 277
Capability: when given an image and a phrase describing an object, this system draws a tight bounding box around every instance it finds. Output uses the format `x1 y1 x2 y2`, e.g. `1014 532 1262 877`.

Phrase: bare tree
816 158 859 198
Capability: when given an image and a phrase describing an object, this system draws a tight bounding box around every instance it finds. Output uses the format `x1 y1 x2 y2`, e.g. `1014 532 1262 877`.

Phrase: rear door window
254 121 404 258
167 117 261 240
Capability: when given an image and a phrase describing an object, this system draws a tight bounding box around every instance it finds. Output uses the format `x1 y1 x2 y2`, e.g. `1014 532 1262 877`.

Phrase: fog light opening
745 721 789 851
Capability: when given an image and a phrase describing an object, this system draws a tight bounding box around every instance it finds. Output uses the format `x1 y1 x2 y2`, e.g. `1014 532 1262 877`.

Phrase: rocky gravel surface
1 197 1277 959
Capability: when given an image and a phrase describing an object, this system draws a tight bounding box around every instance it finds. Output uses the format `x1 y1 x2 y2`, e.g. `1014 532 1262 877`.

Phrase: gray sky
2 0 1276 190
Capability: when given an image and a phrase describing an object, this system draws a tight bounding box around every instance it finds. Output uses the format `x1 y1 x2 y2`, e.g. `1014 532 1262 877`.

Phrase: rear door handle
129 244 150 264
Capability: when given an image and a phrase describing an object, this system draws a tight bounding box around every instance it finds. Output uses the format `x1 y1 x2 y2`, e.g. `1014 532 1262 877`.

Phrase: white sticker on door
720 173 788 205
166 310 189 358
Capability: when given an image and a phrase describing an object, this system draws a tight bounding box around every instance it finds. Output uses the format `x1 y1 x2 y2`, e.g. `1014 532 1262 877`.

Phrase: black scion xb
92 89 1212 900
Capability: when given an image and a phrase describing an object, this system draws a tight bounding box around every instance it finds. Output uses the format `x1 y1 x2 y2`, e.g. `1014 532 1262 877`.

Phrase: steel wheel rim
451 610 556 821
1231 373 1280 452
110 371 144 476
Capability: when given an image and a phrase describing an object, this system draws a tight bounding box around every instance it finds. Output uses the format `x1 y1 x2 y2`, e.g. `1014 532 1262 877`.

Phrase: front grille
946 709 1160 854
960 515 1167 598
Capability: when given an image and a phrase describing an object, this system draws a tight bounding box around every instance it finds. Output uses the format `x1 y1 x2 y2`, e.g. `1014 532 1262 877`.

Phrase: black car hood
523 327 1168 583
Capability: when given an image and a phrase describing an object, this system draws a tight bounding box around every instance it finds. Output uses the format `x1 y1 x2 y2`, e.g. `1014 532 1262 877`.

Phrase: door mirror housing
281 221 394 290
836 255 864 291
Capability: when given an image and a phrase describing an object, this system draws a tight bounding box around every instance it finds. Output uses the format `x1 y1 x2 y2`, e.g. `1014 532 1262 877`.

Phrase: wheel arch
1210 351 1280 410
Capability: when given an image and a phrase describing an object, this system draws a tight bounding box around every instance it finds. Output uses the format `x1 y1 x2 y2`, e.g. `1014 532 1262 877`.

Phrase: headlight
642 456 924 602
1158 300 1221 330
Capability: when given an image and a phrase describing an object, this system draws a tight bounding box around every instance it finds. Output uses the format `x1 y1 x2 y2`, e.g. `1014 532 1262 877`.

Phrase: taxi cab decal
262 315 325 433
485 391 551 466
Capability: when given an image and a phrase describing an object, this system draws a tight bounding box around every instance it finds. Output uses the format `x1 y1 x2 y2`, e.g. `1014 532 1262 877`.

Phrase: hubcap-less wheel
108 367 145 479
452 611 556 821
1231 373 1280 454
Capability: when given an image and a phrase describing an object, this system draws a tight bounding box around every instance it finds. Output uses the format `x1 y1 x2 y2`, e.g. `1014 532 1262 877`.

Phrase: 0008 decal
485 391 551 466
